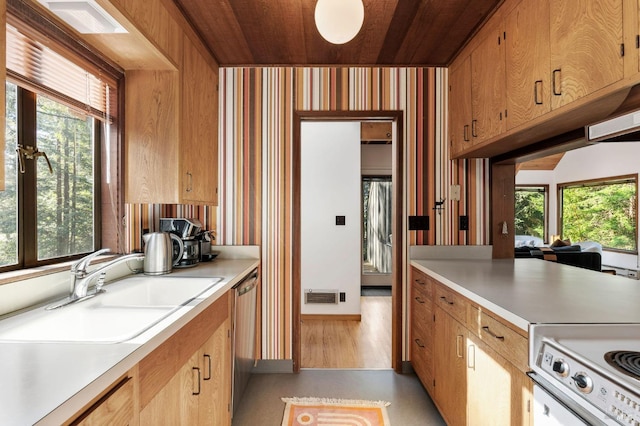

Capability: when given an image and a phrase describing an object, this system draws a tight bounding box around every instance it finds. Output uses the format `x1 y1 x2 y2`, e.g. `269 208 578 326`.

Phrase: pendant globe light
314 0 364 44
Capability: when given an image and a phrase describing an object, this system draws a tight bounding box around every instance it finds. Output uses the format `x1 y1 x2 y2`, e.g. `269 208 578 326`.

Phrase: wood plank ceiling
173 0 502 66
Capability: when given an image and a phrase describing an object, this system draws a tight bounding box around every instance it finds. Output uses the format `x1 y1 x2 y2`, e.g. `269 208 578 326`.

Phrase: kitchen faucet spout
70 250 144 300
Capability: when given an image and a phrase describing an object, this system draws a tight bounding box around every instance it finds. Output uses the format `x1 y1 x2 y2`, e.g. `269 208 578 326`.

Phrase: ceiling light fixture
314 0 364 45
38 0 127 34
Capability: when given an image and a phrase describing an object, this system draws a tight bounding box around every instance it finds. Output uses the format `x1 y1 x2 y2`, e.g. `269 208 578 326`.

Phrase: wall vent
304 289 339 304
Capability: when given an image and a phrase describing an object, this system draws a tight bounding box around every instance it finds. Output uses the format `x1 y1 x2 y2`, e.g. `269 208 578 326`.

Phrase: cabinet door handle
192 367 201 395
463 124 470 142
456 335 464 358
186 171 193 193
414 278 426 286
482 326 505 341
467 343 476 370
552 69 562 96
471 120 478 138
534 80 543 105
414 296 425 304
440 296 454 305
203 354 212 380
415 338 425 348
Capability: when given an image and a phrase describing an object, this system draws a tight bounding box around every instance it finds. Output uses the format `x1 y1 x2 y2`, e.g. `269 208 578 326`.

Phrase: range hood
587 109 640 143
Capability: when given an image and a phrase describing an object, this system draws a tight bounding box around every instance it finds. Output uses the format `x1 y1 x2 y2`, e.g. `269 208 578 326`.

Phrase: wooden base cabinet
66 289 234 425
411 267 533 425
410 268 435 394
140 318 231 425
198 320 232 425
467 333 531 426
138 292 232 425
433 306 467 426
68 376 135 425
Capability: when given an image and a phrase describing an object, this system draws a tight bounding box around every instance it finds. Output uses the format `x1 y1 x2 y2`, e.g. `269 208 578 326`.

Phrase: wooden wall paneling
103 0 182 66
491 162 515 259
361 122 392 141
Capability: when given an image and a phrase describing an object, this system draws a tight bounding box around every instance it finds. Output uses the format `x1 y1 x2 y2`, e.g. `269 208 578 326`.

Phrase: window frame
0 4 125 274
557 174 638 254
515 184 549 243
1 84 103 271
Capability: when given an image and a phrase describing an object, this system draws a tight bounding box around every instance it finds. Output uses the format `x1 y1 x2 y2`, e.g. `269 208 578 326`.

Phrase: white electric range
530 323 640 425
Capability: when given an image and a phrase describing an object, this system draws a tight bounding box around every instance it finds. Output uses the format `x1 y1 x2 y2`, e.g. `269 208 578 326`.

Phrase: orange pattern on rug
281 397 390 426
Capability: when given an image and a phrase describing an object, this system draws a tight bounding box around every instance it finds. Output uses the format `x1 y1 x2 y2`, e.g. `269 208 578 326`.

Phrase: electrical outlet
459 215 469 231
408 216 429 230
339 292 346 302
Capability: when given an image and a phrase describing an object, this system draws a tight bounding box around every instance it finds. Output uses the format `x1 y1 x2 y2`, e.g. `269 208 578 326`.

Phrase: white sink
0 275 223 343
98 275 223 308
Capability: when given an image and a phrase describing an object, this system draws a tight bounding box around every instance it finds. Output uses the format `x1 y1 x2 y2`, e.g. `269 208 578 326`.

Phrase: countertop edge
410 260 530 332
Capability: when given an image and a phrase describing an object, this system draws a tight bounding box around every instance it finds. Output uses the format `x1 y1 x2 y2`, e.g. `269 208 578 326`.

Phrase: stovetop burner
605 351 640 380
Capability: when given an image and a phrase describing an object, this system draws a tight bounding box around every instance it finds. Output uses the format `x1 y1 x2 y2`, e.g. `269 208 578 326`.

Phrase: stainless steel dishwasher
232 268 258 417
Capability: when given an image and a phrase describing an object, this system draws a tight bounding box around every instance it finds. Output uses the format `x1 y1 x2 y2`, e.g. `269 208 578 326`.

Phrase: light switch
336 216 346 226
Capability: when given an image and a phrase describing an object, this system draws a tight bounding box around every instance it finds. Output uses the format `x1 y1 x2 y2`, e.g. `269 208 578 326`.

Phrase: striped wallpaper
218 67 490 360
124 204 216 251
125 67 490 360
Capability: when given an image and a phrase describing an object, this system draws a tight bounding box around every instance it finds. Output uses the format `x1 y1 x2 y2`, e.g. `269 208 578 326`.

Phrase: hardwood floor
301 295 391 368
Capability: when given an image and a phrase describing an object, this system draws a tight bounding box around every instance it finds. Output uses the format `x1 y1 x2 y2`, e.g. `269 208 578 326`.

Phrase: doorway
292 111 404 373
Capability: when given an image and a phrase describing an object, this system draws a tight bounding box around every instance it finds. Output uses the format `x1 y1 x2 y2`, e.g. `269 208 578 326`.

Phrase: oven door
530 373 615 425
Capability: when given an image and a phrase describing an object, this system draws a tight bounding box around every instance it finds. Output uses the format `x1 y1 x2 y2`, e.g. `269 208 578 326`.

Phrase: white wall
301 121 362 315
516 142 640 270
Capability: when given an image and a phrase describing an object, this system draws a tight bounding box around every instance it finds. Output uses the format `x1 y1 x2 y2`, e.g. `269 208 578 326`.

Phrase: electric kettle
142 232 184 275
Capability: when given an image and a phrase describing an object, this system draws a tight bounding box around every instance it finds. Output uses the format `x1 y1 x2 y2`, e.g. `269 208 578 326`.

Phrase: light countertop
411 258 640 331
0 256 259 426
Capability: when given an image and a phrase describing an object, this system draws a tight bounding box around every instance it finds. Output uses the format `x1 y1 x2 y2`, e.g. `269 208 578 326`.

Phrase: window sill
0 256 117 287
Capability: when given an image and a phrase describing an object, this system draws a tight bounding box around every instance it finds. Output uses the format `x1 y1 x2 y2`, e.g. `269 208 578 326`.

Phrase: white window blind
6 23 116 122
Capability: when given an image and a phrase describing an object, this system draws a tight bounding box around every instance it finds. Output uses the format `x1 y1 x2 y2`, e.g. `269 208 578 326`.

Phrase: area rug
281 397 391 426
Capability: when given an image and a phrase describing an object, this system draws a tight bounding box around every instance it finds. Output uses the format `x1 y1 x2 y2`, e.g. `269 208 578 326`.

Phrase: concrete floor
232 369 446 425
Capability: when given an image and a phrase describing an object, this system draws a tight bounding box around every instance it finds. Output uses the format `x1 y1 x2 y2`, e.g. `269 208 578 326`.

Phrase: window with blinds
6 23 116 122
0 13 123 271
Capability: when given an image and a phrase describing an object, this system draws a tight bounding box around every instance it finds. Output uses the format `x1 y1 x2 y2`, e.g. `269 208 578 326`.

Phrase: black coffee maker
160 218 202 268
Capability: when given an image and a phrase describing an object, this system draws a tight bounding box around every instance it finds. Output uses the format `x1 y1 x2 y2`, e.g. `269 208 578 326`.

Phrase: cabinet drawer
411 332 434 393
411 269 433 301
434 284 467 325
478 311 528 373
71 377 134 425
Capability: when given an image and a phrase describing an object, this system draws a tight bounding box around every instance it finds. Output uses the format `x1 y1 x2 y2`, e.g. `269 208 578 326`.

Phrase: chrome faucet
70 249 144 301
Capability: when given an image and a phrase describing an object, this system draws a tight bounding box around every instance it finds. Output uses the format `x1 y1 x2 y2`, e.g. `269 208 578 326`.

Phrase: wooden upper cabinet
449 56 473 157
448 0 630 159
122 0 220 205
505 0 551 130
180 36 219 205
125 70 181 204
471 30 506 143
549 0 624 109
